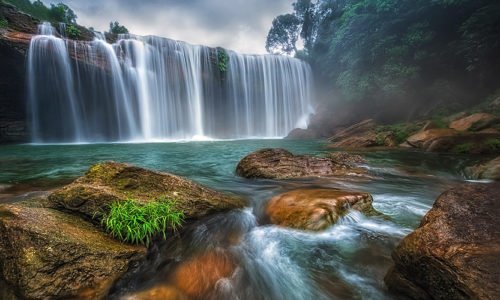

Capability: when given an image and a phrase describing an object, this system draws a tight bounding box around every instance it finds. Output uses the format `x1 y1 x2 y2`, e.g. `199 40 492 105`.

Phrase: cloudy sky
41 0 295 54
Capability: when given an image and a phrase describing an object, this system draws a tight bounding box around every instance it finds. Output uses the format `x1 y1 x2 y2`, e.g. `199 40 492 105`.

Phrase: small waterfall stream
27 23 314 143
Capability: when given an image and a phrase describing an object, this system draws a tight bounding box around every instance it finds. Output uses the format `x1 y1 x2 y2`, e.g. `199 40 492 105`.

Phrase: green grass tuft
485 139 500 152
102 197 184 246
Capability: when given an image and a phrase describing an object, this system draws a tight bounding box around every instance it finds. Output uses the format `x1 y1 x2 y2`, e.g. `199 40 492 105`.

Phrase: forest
267 0 500 121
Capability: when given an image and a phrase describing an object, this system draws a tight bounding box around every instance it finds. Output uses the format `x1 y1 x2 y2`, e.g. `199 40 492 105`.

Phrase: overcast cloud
41 0 295 54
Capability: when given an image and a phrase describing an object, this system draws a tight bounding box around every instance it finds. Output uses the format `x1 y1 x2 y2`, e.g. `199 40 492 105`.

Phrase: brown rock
449 113 497 131
385 183 500 299
0 202 146 299
171 249 236 298
266 189 379 231
49 162 245 223
464 157 500 181
328 119 381 148
285 128 318 139
327 152 366 165
235 148 367 179
406 129 458 148
123 286 187 300
426 133 500 154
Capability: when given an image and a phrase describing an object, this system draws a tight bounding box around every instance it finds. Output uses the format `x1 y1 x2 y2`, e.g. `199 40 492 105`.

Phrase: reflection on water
0 140 474 298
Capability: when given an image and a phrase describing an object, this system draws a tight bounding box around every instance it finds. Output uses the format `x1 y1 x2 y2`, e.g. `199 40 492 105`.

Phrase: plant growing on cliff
0 18 8 29
102 197 184 246
66 23 80 39
217 48 229 73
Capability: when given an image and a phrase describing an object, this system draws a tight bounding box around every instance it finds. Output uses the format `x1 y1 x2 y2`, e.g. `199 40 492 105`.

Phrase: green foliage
266 13 301 54
0 18 7 28
267 0 500 120
102 198 184 246
109 21 129 35
65 23 80 39
217 48 229 73
452 142 474 154
4 0 77 23
377 123 421 144
485 139 500 152
431 116 448 128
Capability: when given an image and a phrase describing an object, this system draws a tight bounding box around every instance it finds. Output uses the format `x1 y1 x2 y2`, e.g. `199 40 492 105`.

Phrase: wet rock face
385 183 500 299
49 161 246 222
0 202 146 299
266 189 378 231
464 156 500 181
449 113 499 132
236 148 367 180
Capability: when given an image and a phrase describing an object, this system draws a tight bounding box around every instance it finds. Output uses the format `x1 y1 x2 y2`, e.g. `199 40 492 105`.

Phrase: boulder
49 162 246 223
464 156 500 181
405 129 458 149
0 202 146 299
327 152 366 165
235 148 367 179
328 119 379 148
266 189 379 231
449 113 497 132
426 133 500 154
385 183 500 299
170 249 237 298
285 128 318 139
123 286 187 300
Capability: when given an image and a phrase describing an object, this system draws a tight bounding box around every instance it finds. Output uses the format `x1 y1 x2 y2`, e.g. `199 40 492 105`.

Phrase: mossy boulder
236 148 368 180
385 183 500 299
265 188 380 231
49 162 246 223
0 201 146 299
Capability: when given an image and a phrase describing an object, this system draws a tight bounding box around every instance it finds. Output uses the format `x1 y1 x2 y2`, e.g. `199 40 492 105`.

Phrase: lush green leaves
102 197 184 246
217 48 229 73
4 0 77 24
266 13 301 54
65 23 80 39
108 21 129 34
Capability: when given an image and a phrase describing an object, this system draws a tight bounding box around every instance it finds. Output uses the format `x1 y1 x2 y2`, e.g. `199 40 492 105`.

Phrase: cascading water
27 23 314 143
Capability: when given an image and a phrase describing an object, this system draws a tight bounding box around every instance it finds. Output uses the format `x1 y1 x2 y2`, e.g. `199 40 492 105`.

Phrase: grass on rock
102 197 184 246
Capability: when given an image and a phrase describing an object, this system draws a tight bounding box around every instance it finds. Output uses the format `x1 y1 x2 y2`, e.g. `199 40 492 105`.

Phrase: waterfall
27 23 314 143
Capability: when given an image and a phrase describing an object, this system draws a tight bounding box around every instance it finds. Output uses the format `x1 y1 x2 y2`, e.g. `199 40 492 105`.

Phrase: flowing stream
0 140 475 299
27 23 313 143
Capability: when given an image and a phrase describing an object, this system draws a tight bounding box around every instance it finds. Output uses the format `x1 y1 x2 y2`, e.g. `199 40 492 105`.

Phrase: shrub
0 18 8 28
102 197 184 246
66 23 80 39
485 139 500 152
217 48 229 73
376 123 420 144
452 142 474 154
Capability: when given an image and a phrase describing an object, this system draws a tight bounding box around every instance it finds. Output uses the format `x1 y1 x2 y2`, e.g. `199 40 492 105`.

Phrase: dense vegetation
267 0 500 121
109 21 129 34
2 0 76 23
102 198 184 245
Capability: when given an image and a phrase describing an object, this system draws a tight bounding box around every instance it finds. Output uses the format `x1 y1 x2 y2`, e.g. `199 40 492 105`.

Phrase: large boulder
405 129 458 149
327 119 399 148
385 183 500 299
49 162 246 222
235 148 367 179
266 189 379 231
464 156 500 181
0 201 146 299
449 113 499 132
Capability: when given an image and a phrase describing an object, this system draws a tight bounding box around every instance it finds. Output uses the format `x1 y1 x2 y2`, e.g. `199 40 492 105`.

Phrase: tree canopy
108 21 129 35
266 0 500 120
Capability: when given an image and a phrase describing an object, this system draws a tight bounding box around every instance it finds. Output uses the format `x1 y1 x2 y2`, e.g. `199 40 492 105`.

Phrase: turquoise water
0 140 469 298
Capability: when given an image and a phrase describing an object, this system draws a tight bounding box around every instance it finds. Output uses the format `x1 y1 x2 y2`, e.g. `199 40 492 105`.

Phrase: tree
109 21 129 35
265 14 301 55
49 3 77 24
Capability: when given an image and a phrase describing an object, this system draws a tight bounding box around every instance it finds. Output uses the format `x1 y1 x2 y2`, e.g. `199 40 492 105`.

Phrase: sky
42 0 295 54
